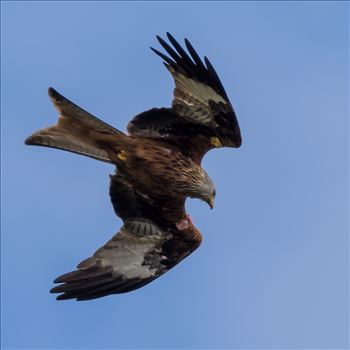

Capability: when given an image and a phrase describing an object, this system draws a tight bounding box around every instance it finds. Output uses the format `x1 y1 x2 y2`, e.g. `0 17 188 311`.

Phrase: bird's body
95 132 215 207
25 33 242 300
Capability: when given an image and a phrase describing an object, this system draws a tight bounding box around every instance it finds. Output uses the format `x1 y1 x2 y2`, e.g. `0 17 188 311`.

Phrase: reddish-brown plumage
25 33 241 300
93 133 214 203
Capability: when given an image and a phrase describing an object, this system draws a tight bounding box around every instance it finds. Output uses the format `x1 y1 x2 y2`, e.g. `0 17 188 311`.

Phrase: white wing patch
168 66 227 125
94 226 170 279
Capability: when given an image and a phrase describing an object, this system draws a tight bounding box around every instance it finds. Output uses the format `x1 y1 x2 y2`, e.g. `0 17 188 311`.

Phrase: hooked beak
207 195 215 210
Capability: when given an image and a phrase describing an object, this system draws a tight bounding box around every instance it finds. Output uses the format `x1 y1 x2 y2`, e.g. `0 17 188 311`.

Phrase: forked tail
25 87 125 163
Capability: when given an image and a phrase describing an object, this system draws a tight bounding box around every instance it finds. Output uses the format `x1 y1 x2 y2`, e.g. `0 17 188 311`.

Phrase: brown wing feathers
129 33 242 162
50 173 202 301
50 223 170 300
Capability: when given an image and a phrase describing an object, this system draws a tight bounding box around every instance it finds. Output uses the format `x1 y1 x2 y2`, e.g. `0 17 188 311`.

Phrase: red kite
25 33 241 300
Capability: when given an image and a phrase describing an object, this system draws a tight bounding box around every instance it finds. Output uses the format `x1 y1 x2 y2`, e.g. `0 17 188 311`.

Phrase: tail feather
25 87 125 163
25 124 113 163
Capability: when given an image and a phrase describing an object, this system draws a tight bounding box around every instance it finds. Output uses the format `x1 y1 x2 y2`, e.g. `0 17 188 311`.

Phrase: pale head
189 168 216 209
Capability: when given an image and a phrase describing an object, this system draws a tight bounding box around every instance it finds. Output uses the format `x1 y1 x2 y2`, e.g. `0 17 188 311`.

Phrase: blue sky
1 1 348 349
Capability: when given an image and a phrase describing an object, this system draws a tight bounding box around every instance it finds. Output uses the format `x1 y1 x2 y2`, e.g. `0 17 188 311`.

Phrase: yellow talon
210 136 222 148
117 150 127 161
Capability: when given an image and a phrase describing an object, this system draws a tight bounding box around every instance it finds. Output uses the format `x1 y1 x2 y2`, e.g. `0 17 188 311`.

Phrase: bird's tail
25 87 125 163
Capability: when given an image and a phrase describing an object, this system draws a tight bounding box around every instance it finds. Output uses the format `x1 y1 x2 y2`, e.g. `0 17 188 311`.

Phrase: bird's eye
213 189 216 196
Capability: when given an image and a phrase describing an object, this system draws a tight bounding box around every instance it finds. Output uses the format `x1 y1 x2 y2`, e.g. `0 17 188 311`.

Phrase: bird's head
193 170 216 210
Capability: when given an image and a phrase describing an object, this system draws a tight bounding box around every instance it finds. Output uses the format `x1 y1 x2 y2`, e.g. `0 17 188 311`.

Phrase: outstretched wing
128 32 242 163
50 173 202 301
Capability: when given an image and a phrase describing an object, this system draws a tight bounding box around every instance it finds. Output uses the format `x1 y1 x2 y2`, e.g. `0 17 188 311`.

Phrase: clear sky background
1 1 348 349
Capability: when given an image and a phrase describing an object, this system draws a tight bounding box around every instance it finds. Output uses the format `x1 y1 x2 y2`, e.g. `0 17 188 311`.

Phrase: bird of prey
25 33 242 300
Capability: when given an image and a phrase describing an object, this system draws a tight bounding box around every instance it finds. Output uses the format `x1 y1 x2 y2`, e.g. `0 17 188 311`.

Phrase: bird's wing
25 88 122 163
128 33 242 163
50 173 201 301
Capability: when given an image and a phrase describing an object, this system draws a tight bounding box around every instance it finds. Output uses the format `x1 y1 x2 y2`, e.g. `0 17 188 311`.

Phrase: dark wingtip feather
184 38 206 68
166 32 176 43
156 35 182 63
156 35 163 46
204 56 219 79
53 270 81 283
204 56 229 100
154 34 230 100
56 293 74 301
150 47 174 65
166 33 196 70
50 285 63 293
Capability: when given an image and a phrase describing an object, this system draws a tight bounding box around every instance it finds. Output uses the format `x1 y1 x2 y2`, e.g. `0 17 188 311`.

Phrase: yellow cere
117 150 127 161
210 136 222 148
